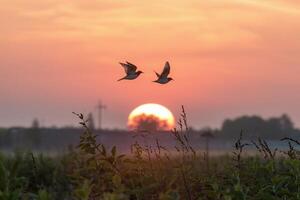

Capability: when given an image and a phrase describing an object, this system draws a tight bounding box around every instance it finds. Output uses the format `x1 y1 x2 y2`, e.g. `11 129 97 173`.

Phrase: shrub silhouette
129 114 169 132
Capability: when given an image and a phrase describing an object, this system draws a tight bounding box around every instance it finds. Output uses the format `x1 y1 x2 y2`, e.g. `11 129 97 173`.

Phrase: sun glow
128 103 175 131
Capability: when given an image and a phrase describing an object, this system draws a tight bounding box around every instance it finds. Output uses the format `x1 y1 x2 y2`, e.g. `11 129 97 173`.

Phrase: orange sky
0 0 300 129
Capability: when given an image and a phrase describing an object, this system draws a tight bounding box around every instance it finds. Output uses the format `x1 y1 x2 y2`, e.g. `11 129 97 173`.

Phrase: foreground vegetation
1 108 300 199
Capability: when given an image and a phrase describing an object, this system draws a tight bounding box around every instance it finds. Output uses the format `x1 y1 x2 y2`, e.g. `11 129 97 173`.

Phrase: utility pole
96 100 106 130
201 129 214 172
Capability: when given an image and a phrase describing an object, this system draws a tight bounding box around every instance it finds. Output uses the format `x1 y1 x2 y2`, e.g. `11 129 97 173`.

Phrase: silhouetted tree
87 113 95 131
130 114 168 132
280 114 294 132
31 118 40 129
201 128 214 171
221 114 296 139
27 118 41 149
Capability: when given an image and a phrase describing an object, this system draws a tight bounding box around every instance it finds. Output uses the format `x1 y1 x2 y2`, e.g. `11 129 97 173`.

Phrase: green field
1 112 300 200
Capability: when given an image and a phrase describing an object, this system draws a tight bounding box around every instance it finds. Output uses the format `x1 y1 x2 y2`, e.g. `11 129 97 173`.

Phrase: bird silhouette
118 61 143 81
153 61 173 84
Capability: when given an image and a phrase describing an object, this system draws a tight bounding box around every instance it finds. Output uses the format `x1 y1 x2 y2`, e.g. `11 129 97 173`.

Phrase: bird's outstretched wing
119 61 137 75
160 61 170 78
154 71 160 78
126 61 137 70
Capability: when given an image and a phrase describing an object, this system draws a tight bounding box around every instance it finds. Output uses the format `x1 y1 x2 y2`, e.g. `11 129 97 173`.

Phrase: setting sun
128 103 175 131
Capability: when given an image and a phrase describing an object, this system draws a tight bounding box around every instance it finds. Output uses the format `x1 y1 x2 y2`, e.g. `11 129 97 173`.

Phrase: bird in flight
153 61 173 84
118 61 143 81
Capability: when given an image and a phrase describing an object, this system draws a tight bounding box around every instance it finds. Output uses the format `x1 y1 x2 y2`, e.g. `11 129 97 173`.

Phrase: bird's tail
117 77 125 81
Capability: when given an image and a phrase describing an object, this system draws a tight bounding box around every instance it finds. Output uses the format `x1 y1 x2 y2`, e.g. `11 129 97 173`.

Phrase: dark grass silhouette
1 107 300 199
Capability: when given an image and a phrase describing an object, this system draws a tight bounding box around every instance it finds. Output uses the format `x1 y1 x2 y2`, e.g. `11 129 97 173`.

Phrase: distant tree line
0 114 299 152
219 114 298 139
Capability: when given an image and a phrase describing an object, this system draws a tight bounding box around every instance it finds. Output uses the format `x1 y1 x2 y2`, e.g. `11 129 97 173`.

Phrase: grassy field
1 111 300 200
